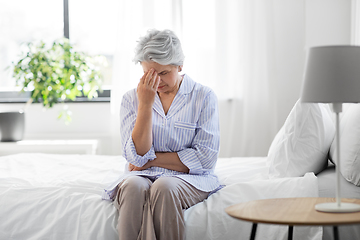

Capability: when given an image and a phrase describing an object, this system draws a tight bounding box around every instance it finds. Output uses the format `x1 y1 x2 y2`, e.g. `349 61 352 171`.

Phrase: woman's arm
129 152 189 173
131 68 160 156
175 90 220 174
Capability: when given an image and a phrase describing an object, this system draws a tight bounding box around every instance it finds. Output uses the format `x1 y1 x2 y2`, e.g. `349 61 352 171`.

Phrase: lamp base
315 202 360 213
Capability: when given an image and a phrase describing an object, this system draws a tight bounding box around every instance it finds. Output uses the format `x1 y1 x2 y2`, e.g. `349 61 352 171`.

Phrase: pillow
329 104 360 186
268 99 335 178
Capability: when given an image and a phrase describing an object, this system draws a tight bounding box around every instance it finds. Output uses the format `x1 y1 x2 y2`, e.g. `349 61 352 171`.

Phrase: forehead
141 61 174 72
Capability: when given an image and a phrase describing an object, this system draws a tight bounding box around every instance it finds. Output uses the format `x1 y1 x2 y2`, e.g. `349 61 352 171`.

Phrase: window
0 0 63 90
0 0 117 102
69 0 118 87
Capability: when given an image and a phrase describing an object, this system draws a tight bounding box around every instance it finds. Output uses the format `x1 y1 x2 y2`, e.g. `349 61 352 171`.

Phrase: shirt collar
152 74 196 118
177 74 195 95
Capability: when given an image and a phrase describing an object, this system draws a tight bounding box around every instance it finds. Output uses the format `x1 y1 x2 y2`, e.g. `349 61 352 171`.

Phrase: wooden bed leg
333 226 339 240
250 223 257 240
288 225 293 240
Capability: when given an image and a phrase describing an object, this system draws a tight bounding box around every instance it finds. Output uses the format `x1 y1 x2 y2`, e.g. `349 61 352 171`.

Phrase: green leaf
10 38 106 124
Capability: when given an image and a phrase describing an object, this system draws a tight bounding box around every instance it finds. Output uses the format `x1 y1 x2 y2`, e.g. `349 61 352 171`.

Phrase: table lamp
301 45 360 213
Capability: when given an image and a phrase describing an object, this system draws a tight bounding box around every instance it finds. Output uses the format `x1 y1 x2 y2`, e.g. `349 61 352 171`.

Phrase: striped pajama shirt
103 74 221 200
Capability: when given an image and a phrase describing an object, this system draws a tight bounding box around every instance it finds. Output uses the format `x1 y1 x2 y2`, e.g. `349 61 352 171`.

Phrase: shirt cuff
177 148 203 175
124 137 157 167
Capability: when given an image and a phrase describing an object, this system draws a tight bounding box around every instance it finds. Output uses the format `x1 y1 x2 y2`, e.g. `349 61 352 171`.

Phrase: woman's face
141 61 182 94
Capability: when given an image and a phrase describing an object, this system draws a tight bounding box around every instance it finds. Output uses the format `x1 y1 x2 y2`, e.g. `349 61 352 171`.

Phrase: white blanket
0 154 321 240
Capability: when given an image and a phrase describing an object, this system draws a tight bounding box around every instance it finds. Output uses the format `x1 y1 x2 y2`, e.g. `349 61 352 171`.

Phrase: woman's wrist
152 152 189 173
138 102 153 111
147 158 154 168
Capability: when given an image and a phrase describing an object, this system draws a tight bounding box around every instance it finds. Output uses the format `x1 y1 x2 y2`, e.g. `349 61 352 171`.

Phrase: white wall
306 0 352 48
0 0 353 157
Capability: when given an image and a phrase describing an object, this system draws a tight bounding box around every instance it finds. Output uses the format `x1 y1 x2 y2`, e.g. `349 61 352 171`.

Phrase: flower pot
0 111 25 142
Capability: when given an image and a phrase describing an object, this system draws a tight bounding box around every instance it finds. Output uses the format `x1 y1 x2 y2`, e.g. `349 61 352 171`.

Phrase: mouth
157 85 165 89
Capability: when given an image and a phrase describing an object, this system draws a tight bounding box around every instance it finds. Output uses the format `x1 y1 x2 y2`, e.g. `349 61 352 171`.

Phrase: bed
3 153 360 240
1 101 360 240
1 153 322 240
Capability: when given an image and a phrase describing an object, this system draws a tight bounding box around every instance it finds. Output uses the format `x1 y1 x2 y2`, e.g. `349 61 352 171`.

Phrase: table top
225 198 360 226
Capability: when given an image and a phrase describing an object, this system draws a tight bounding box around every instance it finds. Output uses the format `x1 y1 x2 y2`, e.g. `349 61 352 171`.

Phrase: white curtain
112 0 278 157
352 0 360 44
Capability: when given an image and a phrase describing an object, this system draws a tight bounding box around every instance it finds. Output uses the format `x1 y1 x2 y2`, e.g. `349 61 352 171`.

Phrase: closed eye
159 71 168 75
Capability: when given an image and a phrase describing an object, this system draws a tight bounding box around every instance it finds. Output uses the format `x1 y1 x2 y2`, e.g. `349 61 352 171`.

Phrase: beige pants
114 176 209 240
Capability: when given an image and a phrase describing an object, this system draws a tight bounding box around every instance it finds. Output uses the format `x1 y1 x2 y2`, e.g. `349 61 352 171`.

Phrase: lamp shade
301 46 360 103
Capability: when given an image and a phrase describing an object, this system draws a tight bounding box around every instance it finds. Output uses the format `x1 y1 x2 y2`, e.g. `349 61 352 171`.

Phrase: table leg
333 226 339 240
288 225 293 240
250 223 257 240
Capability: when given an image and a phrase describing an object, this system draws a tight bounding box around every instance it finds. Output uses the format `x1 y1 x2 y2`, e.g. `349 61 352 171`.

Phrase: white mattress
0 154 321 240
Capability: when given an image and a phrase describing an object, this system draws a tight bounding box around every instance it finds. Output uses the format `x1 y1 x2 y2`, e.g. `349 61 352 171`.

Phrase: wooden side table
225 198 360 240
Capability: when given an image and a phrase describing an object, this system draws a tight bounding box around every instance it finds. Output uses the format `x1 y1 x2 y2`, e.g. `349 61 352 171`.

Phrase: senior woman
104 29 221 240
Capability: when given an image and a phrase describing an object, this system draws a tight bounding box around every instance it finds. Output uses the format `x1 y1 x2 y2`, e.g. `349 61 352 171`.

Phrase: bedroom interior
0 0 353 158
1 0 360 240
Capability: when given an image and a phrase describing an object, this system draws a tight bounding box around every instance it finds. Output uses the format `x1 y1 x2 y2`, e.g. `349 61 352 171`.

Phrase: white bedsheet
0 154 321 240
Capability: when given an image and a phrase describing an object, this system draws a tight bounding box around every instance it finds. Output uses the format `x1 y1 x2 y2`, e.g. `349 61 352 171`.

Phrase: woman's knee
150 177 181 200
121 176 151 191
117 176 151 203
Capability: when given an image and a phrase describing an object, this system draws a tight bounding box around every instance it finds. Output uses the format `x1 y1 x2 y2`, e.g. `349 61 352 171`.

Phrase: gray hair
133 29 185 66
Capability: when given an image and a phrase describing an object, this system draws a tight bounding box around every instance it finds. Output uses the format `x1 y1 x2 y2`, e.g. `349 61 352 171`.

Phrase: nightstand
226 197 360 240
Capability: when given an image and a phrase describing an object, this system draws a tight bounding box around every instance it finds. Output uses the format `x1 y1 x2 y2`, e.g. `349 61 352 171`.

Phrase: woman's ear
178 65 183 72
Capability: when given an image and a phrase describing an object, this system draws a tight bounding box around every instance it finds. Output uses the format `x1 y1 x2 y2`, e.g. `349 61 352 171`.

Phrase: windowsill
0 89 111 103
0 139 98 156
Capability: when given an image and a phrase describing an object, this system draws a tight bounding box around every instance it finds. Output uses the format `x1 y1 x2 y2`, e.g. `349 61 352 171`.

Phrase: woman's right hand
137 68 160 107
132 68 159 156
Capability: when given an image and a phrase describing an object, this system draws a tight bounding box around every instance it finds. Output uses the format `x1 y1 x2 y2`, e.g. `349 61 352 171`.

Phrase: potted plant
0 38 105 141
